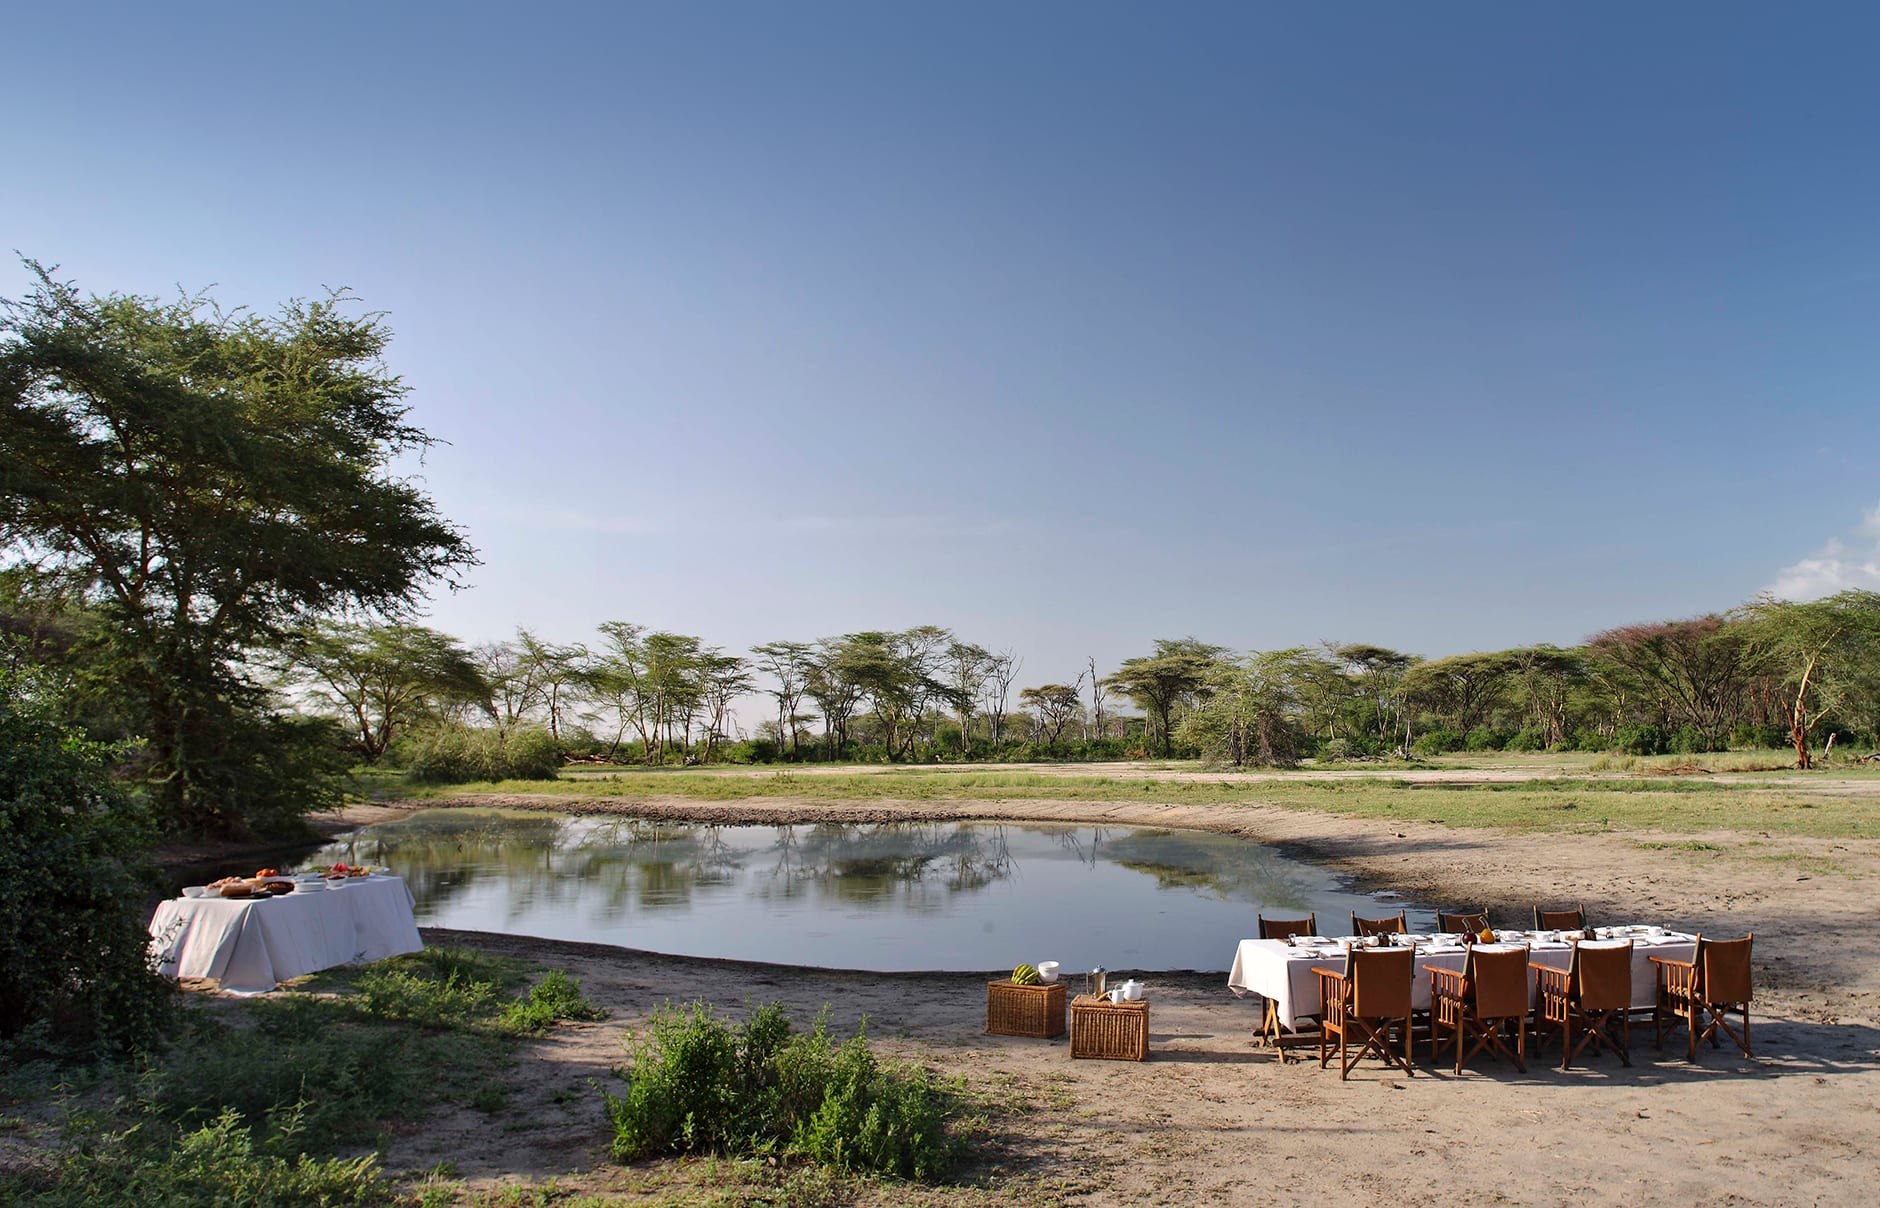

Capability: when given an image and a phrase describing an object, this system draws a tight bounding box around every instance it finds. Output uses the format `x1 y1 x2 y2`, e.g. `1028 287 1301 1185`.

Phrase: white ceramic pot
1035 961 1060 984
1121 979 1143 1002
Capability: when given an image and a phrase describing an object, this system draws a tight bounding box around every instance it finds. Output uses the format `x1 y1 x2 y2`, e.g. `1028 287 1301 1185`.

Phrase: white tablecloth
148 876 422 994
1227 930 1697 1032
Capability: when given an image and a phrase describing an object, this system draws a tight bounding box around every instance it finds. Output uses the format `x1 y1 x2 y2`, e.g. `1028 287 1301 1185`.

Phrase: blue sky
6 3 1879 700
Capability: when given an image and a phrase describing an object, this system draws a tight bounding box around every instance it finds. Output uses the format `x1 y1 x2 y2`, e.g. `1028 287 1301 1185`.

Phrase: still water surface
311 809 1432 973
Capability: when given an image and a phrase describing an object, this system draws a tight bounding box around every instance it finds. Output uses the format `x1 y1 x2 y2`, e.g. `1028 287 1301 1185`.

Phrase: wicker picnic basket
1070 995 1149 1061
986 979 1067 1038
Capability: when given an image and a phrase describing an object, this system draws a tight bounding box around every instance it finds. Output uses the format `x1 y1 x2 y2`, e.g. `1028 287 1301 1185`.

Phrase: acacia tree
982 648 1022 747
1401 651 1513 736
478 636 545 738
1743 591 1880 768
1507 645 1587 749
1586 615 1758 748
1332 643 1418 751
806 637 866 755
515 629 587 742
944 640 993 753
0 265 474 834
752 640 815 756
830 627 954 759
1020 682 1084 745
1175 649 1308 768
1105 638 1226 756
694 649 751 762
284 620 488 762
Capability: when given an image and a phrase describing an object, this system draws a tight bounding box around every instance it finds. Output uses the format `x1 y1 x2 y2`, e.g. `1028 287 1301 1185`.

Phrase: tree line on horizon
274 593 1880 782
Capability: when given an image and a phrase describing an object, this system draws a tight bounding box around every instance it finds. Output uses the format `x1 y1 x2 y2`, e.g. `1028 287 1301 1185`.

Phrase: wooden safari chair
1533 904 1586 930
1437 908 1490 935
1351 910 1407 936
1535 940 1633 1070
1652 934 1753 1060
1317 946 1416 1080
1430 943 1531 1074
1255 913 1319 1060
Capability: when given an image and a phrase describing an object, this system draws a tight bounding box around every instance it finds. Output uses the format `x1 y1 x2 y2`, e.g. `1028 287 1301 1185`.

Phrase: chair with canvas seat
1254 914 1320 1058
1437 908 1490 935
1533 904 1586 930
1351 910 1407 936
1652 934 1753 1060
1429 944 1530 1074
1535 939 1633 1070
1317 946 1416 1080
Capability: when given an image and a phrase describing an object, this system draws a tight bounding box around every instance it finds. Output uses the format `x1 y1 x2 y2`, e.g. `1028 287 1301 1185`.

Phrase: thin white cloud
1768 501 1880 600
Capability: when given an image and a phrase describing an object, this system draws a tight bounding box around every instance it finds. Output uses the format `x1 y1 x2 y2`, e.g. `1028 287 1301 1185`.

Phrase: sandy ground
261 790 1880 1208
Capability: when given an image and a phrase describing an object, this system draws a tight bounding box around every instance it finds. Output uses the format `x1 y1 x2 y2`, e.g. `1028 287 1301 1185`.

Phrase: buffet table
148 876 423 994
1227 928 1696 1033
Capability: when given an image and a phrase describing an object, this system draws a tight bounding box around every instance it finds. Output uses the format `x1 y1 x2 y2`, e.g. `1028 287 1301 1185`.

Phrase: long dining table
148 875 423 995
1227 927 1698 1033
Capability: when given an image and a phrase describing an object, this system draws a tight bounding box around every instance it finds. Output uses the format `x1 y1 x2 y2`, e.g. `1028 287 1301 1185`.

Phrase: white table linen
1227 930 1696 1032
148 876 422 994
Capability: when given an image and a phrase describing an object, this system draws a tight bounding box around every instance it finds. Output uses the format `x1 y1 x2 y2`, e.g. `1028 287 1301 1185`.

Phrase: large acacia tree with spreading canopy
0 264 475 835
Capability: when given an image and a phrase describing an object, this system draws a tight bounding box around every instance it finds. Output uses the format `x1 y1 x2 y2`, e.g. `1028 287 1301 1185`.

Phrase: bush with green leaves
605 1001 965 1181
0 1104 397 1208
403 723 561 783
499 969 609 1035
1614 723 1668 755
0 664 172 1058
1410 728 1465 756
1668 725 1724 755
1463 727 1508 752
1504 727 1548 752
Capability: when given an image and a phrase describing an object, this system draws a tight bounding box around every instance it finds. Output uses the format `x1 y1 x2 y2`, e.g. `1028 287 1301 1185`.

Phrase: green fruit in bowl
1011 963 1040 986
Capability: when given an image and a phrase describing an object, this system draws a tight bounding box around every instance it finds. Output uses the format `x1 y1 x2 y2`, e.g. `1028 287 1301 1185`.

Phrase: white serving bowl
181 886 207 899
1035 961 1060 983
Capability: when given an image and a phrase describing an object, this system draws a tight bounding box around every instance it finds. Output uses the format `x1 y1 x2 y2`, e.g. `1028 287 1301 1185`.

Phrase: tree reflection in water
308 812 1022 921
1099 829 1323 914
305 810 1422 964
756 822 1016 909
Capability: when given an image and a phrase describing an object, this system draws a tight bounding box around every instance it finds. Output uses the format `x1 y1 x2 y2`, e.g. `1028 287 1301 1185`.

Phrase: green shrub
1410 729 1465 756
1318 734 1388 761
1731 724 1789 749
0 1105 397 1208
1463 727 1508 752
1504 727 1548 752
0 665 173 1059
404 724 561 783
498 970 607 1035
794 1030 959 1180
347 968 502 1030
1614 724 1667 755
1669 725 1723 755
605 1001 965 1181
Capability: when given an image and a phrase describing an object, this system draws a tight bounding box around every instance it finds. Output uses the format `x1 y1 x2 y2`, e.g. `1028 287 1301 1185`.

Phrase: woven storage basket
986 980 1067 1038
1070 995 1149 1061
